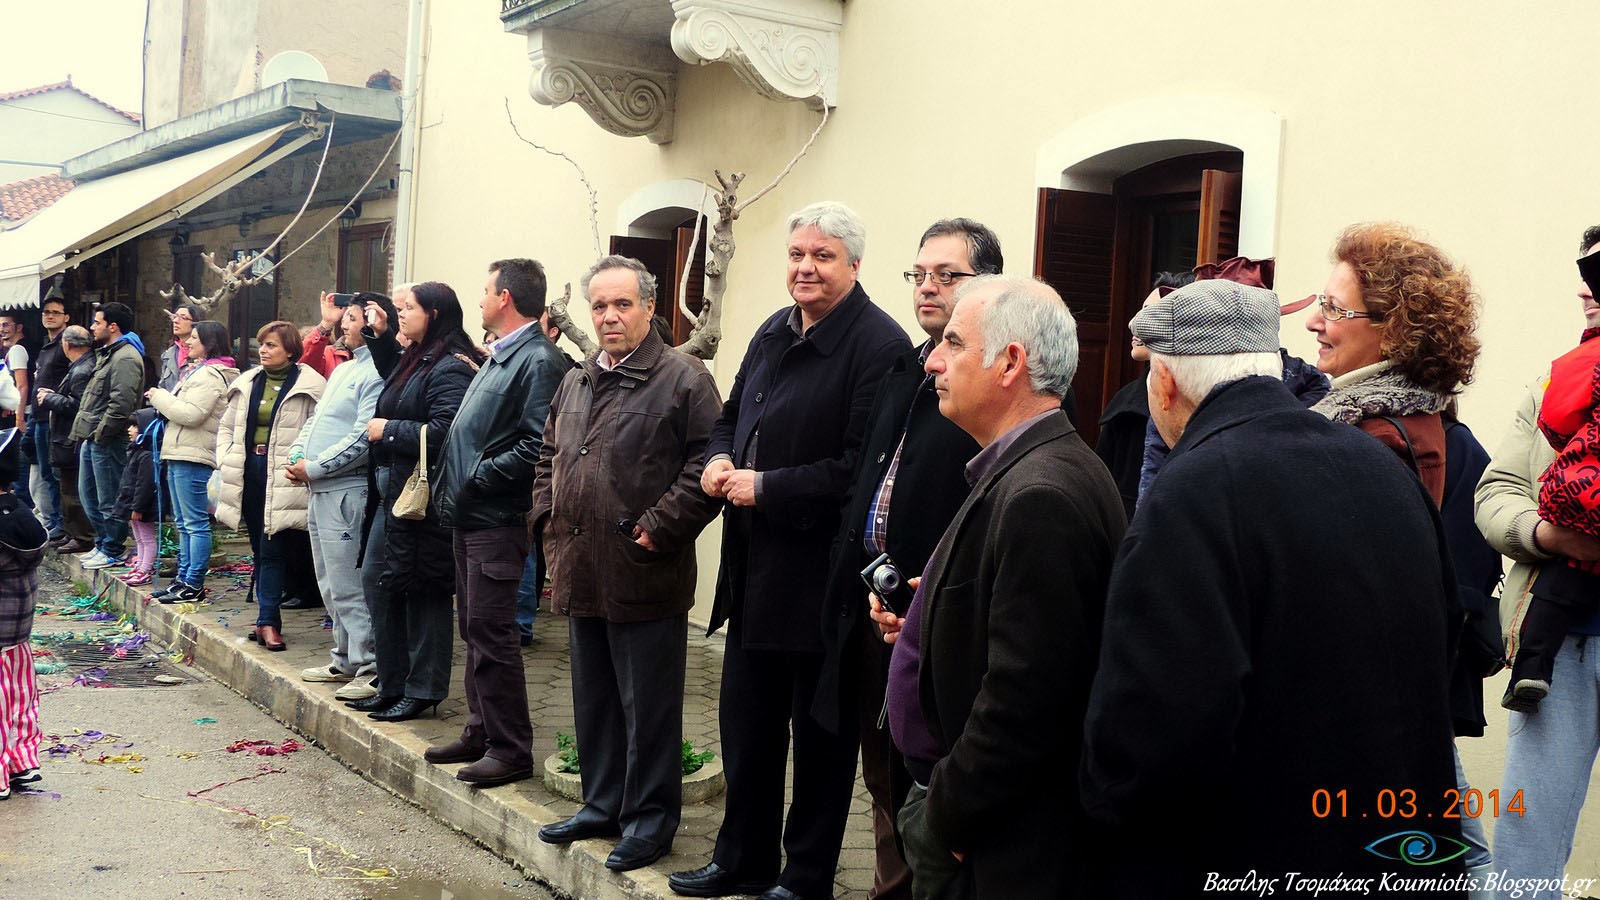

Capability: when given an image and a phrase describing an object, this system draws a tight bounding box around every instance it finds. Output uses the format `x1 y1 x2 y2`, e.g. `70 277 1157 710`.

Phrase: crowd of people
2 201 1599 900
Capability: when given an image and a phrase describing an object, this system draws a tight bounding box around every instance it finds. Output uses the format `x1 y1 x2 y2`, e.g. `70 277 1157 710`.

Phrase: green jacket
69 337 146 444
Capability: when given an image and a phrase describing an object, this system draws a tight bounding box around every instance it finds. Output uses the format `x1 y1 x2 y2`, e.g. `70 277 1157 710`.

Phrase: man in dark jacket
427 258 568 788
814 218 998 900
67 302 146 568
531 255 723 872
669 202 910 900
35 326 93 552
1080 279 1462 897
873 276 1124 900
30 295 71 540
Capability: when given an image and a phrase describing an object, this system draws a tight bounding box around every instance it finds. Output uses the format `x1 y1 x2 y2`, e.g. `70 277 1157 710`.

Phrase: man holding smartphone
812 220 998 900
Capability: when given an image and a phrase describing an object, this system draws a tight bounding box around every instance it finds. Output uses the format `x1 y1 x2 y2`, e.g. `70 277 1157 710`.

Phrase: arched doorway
1033 98 1284 443
613 180 716 346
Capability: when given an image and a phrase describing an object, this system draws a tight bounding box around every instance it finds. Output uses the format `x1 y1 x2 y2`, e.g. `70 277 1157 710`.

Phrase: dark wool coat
916 411 1125 900
0 492 48 648
1081 376 1462 898
361 327 474 598
704 284 909 651
1095 374 1149 520
534 330 724 622
813 340 979 732
39 351 93 469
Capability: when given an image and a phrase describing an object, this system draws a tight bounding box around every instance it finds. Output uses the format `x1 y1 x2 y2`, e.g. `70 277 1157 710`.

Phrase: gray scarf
1310 365 1446 425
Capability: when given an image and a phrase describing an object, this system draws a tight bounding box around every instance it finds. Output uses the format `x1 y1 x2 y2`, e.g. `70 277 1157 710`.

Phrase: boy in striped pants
0 428 51 799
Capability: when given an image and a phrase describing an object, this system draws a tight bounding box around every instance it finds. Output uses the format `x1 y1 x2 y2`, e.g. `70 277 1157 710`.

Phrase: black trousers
1513 562 1600 685
713 625 859 897
569 613 687 845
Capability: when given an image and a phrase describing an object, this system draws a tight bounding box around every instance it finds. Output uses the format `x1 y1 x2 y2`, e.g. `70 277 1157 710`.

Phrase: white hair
1150 351 1282 404
958 275 1079 399
786 201 866 264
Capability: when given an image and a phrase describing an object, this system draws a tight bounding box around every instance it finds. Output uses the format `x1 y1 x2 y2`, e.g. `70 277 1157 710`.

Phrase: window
338 223 390 294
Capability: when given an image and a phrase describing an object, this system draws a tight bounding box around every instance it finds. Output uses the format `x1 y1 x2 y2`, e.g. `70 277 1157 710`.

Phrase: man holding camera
814 219 997 900
873 276 1124 900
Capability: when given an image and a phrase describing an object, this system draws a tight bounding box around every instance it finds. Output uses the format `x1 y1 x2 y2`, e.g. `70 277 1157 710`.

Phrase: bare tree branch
678 181 710 326
735 104 829 214
503 97 601 258
546 282 598 357
678 170 741 361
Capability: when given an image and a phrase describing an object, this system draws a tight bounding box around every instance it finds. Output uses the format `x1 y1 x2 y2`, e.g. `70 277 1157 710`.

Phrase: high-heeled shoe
346 694 402 712
256 625 287 651
368 697 441 722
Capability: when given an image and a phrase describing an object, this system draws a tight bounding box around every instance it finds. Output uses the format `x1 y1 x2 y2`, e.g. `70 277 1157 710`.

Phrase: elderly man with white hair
1080 279 1462 898
872 275 1124 900
671 202 910 900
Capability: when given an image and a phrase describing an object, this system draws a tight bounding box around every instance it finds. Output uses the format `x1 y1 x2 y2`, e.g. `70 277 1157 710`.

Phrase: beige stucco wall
410 1 1600 622
143 0 407 126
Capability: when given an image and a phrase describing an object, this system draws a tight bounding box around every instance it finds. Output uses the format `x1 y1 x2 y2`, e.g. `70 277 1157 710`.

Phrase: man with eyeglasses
812 218 999 900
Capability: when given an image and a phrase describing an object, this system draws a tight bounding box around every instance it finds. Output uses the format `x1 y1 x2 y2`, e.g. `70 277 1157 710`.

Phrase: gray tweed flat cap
1128 278 1281 356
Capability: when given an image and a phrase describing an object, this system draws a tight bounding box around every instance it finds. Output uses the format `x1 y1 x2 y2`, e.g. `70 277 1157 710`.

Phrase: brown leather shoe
257 625 287 651
424 736 486 765
455 756 532 787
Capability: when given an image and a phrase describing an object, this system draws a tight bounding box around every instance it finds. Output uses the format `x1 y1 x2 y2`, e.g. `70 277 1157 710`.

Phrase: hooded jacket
69 332 147 444
0 490 48 648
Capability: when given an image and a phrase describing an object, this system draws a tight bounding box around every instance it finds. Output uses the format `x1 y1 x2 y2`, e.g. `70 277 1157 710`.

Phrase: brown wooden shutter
1197 169 1243 265
672 221 707 346
1034 187 1117 446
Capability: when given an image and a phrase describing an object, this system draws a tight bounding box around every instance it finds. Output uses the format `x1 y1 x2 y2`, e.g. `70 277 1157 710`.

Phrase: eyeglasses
1313 294 1374 321
903 270 977 286
41 310 65 316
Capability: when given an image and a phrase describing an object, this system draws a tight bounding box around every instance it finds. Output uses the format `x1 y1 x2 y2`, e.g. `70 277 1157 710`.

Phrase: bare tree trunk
546 282 598 358
677 170 742 362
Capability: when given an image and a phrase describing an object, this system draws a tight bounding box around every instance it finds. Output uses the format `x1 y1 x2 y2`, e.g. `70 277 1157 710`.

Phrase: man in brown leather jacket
531 255 723 872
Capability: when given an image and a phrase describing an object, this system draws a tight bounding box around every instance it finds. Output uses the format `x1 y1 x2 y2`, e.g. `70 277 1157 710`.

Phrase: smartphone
331 292 358 307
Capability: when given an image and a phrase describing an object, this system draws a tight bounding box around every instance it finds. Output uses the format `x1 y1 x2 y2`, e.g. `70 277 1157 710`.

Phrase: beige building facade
405 1 1599 618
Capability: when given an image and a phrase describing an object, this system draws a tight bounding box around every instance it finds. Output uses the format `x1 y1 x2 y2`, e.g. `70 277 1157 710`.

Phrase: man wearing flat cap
1079 279 1463 897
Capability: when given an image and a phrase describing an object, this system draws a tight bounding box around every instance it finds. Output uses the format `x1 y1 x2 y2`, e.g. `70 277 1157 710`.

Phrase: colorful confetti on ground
224 738 304 756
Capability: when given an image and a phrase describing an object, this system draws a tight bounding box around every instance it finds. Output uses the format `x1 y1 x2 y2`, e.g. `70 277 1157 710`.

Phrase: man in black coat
1080 279 1462 897
871 275 1124 900
669 202 910 900
814 218 999 900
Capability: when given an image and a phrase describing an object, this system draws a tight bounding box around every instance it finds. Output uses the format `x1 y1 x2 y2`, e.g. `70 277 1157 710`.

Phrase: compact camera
860 552 911 617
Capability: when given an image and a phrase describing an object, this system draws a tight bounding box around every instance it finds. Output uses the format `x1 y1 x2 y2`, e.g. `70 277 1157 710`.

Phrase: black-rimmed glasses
903 270 977 286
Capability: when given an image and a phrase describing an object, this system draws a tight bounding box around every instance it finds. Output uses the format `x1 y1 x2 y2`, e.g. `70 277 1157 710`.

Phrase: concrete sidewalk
55 545 877 900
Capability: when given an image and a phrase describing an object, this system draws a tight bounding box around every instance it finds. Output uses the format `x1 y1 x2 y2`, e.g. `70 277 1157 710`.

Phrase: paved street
0 565 550 900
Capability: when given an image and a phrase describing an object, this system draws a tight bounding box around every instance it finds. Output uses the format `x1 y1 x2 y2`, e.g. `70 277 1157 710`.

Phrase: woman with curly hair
1304 222 1481 504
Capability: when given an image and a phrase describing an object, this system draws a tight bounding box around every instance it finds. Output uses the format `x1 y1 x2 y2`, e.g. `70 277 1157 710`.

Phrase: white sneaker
300 665 353 684
82 552 123 570
334 678 378 701
76 548 104 563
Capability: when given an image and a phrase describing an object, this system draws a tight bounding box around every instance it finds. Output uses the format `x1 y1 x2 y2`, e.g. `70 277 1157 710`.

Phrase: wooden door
1198 169 1243 265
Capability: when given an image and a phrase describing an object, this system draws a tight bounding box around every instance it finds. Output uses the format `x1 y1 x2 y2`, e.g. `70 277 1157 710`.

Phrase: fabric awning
0 125 315 309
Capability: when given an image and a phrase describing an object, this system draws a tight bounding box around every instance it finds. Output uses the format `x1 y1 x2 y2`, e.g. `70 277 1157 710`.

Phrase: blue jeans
28 421 59 533
516 541 543 640
1494 635 1600 899
165 460 213 587
241 454 284 628
79 438 128 557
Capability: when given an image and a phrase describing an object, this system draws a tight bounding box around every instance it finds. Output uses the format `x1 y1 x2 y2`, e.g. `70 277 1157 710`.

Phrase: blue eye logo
1364 830 1470 866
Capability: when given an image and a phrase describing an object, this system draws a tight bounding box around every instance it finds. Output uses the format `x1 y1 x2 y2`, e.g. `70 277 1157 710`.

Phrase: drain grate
47 640 197 687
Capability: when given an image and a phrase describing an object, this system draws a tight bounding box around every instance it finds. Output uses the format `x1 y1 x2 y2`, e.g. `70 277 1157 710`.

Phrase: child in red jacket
1508 318 1600 713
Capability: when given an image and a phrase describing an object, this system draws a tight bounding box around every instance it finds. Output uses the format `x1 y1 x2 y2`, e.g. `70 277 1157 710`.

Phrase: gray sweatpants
308 486 375 676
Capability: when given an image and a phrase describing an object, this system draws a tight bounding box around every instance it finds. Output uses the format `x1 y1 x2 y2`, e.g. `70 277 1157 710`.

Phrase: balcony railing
501 0 534 16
